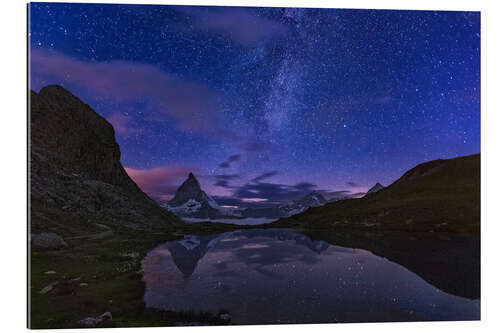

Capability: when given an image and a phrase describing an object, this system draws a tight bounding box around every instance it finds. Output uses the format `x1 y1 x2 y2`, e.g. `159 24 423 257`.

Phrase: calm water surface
142 229 479 324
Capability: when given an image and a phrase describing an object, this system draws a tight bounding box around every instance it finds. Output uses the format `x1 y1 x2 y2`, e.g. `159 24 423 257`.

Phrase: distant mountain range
271 154 480 233
277 192 327 216
163 173 331 220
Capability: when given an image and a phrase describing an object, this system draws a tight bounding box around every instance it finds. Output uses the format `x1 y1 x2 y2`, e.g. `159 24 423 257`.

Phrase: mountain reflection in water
142 229 479 324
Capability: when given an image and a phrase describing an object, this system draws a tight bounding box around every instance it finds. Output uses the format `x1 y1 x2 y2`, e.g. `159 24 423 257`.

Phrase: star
29 3 480 203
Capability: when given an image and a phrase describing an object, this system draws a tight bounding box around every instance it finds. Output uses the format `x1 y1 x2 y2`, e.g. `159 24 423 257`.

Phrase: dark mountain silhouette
272 154 480 233
268 155 480 299
30 85 181 234
365 182 385 196
302 229 479 299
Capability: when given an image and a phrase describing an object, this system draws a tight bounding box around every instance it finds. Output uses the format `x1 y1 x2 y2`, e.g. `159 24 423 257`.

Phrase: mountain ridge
276 191 327 217
365 182 385 196
30 85 181 233
270 154 480 233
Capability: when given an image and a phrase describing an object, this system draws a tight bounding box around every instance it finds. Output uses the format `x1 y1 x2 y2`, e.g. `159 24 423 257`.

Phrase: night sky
29 3 480 208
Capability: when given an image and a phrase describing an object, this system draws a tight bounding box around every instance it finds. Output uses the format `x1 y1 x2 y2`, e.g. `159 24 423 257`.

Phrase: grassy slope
29 215 238 329
271 154 480 233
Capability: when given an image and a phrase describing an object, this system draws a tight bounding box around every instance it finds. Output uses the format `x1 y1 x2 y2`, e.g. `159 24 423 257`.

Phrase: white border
1 0 499 332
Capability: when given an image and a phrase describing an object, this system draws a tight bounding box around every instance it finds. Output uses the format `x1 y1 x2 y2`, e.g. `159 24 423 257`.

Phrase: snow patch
163 199 202 214
179 235 201 250
205 193 220 209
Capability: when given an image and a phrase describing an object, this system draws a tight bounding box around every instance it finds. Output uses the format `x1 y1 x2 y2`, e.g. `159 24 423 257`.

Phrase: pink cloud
125 165 195 202
107 112 141 137
242 198 269 203
30 49 222 133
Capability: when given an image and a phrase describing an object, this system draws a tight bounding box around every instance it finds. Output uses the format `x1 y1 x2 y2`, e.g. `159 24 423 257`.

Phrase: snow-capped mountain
164 174 329 220
166 233 226 276
162 173 242 219
365 182 385 196
165 230 329 276
277 192 327 217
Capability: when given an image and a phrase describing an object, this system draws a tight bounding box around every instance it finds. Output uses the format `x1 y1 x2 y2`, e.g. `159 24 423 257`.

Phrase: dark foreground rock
30 85 181 232
78 312 113 327
30 232 68 249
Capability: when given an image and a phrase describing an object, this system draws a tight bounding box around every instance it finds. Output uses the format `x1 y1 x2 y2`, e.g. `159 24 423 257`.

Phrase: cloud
234 181 311 204
30 48 223 134
293 182 317 192
212 179 361 208
125 165 193 202
218 154 241 168
241 139 272 152
212 196 246 207
214 180 231 188
228 154 241 162
346 182 359 187
230 180 362 206
212 173 240 188
252 171 279 182
106 112 141 137
181 7 289 46
319 190 353 201
214 174 240 180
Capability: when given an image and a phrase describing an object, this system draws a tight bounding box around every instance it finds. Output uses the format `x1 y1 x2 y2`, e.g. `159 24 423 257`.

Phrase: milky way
29 3 480 207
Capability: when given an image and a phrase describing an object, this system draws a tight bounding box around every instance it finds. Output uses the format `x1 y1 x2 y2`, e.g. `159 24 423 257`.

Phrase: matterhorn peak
185 172 200 185
163 172 243 219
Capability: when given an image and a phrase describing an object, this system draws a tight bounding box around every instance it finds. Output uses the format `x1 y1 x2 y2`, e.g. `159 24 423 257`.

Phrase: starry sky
29 3 480 208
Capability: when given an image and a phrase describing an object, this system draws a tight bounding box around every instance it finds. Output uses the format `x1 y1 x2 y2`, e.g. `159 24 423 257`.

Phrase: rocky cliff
30 85 181 233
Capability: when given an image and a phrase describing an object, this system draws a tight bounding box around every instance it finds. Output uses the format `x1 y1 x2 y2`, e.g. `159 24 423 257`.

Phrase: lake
181 217 277 225
142 229 479 325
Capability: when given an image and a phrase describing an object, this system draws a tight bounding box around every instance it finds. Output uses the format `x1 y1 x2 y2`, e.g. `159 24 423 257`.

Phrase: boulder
219 313 231 321
78 312 112 327
39 281 58 294
31 232 68 249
